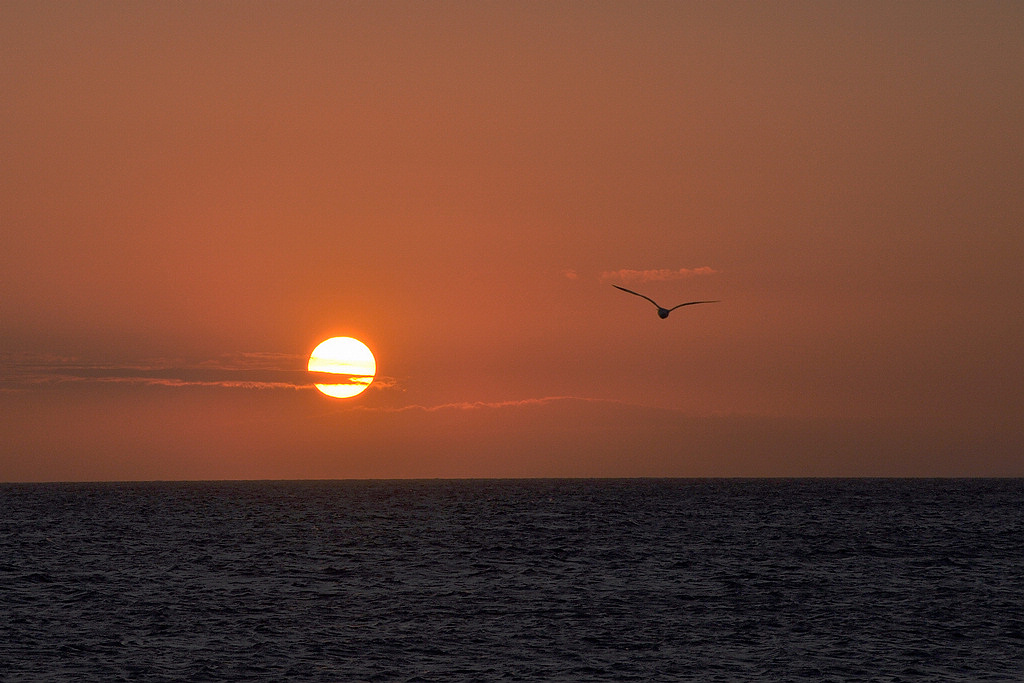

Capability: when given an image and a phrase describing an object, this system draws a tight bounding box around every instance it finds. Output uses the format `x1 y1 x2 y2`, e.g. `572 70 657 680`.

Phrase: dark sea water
1 479 1021 681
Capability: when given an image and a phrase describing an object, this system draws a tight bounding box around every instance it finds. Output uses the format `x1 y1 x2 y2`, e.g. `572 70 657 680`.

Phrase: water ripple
1 478 1021 681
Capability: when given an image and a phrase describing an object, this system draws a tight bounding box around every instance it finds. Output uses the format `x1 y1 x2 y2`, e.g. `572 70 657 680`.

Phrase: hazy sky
3 1 1022 480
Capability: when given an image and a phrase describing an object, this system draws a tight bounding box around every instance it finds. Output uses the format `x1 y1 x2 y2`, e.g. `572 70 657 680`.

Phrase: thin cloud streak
349 395 636 413
601 267 718 282
0 352 395 392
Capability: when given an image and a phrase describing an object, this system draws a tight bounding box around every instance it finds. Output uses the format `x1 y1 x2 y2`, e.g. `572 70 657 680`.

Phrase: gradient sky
3 1 1022 481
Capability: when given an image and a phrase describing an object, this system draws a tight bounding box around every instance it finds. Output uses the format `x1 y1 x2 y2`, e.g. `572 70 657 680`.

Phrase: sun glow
308 337 376 399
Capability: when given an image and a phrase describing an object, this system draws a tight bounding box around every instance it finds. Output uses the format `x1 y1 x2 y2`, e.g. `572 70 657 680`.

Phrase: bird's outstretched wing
667 300 720 311
613 285 661 308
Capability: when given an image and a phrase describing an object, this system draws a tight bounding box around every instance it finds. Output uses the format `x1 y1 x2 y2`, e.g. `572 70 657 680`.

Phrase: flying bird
613 285 719 319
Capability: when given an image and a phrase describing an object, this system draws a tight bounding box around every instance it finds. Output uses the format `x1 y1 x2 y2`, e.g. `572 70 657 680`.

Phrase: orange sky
2 2 1022 480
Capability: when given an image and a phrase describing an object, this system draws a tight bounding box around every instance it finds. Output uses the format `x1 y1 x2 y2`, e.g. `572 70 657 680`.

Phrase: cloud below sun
0 352 395 394
1 353 645 416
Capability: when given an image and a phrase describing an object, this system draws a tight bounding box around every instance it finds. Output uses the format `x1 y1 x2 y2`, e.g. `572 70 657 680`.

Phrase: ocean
1 479 1021 681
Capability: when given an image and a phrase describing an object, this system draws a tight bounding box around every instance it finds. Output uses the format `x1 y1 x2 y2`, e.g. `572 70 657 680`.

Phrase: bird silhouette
613 285 719 319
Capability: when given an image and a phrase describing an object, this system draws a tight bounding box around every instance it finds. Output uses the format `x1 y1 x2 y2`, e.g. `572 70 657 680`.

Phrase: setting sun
308 337 376 398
